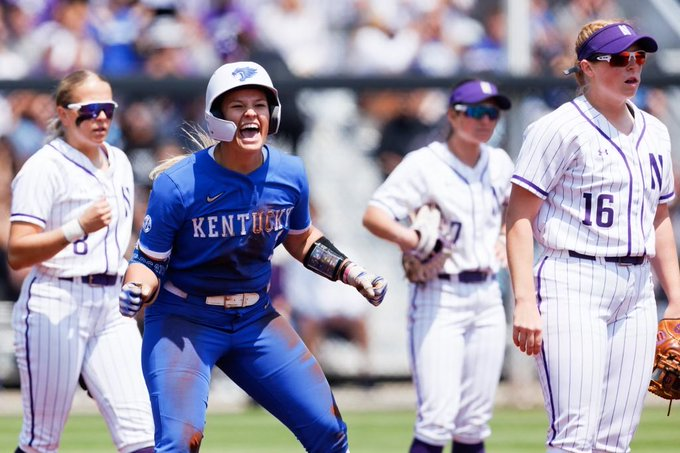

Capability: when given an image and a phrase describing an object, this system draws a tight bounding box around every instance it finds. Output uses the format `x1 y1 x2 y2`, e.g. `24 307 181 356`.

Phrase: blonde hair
572 18 628 87
45 70 110 142
148 123 216 181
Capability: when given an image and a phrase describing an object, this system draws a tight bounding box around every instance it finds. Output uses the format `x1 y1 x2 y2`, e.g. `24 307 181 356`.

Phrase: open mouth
240 123 260 139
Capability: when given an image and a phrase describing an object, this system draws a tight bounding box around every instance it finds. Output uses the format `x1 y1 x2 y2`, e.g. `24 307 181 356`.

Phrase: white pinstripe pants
12 272 154 453
535 252 657 453
408 278 506 446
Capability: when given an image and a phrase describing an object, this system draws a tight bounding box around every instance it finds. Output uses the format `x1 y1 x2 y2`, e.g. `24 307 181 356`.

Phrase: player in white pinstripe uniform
507 20 680 453
363 80 513 453
8 70 154 453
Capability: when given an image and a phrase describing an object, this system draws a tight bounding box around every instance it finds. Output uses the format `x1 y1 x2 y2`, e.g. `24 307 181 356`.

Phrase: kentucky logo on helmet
232 66 257 82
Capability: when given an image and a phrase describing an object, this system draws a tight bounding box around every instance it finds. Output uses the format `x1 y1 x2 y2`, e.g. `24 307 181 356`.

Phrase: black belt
568 250 645 265
59 274 120 286
438 271 493 283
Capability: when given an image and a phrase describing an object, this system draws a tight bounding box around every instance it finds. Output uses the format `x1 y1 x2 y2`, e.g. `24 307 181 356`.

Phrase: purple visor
577 23 658 61
449 80 511 110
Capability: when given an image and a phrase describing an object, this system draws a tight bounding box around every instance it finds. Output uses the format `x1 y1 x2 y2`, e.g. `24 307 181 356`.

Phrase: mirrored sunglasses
66 101 118 120
454 104 500 120
591 51 647 67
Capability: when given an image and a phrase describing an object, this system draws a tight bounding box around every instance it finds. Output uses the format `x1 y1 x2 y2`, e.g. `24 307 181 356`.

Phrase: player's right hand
512 301 543 356
119 282 145 317
79 198 112 234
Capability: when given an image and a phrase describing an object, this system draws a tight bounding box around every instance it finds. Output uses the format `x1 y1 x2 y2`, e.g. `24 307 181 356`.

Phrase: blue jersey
138 145 311 296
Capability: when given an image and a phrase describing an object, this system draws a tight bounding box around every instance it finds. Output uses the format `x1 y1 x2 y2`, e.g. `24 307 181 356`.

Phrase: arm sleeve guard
130 247 169 281
303 236 349 281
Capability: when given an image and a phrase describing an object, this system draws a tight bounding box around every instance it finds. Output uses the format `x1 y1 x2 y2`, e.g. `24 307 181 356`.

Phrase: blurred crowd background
1 0 680 386
0 0 650 80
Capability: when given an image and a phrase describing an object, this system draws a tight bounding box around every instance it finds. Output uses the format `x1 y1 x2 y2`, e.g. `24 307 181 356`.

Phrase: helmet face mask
205 62 281 142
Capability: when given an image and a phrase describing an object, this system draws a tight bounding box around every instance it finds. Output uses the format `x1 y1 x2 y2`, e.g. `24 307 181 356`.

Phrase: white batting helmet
205 61 281 142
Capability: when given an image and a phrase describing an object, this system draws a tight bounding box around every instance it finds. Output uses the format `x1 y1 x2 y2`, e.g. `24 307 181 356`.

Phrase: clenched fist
119 282 152 317
341 262 388 307
79 198 112 234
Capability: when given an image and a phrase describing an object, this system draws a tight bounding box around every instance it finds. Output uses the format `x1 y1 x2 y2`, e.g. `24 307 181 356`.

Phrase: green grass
1 406 678 452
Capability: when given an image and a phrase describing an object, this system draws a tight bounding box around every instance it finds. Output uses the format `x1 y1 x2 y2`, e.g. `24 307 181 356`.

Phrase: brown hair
571 18 627 87
45 70 110 142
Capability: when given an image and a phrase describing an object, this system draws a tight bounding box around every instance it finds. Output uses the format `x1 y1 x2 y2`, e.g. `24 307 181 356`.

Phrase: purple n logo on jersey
649 153 663 190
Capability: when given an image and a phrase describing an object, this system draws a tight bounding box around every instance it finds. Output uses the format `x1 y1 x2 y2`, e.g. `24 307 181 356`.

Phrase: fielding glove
649 318 680 400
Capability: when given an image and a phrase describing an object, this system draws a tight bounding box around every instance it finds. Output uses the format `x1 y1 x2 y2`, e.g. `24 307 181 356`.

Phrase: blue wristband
130 247 168 280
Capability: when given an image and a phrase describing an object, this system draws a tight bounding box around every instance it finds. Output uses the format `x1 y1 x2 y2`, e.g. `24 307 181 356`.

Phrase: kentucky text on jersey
191 207 294 238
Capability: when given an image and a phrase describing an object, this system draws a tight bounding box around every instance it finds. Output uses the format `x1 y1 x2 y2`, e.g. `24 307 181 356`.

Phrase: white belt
164 281 260 309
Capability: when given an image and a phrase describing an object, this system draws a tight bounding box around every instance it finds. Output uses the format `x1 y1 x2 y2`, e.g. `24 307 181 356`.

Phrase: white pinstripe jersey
368 140 514 274
512 95 675 257
10 138 134 277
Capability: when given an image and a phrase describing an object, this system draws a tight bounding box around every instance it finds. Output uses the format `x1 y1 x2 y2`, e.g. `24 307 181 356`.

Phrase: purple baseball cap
577 23 658 61
449 80 511 110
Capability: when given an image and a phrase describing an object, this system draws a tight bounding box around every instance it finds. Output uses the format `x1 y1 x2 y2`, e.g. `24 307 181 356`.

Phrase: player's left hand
119 282 147 317
649 318 680 401
342 262 387 307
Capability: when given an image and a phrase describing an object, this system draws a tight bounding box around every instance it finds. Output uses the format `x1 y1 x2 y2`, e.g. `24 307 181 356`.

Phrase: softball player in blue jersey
118 61 387 453
507 20 680 452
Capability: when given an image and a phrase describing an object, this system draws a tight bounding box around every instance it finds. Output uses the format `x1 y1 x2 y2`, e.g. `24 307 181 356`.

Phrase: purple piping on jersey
535 257 558 447
111 189 126 275
570 101 634 256
660 192 675 201
437 150 492 263
23 276 37 446
634 114 648 256
635 113 646 150
480 162 489 181
491 185 508 214
50 142 119 273
431 146 470 185
408 285 424 425
104 225 110 274
450 166 469 184
108 148 124 274
10 213 46 223
121 186 131 217
49 143 97 177
511 175 549 197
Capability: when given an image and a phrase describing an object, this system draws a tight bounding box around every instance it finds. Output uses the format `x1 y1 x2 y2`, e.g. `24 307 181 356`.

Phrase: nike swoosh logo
206 192 224 203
